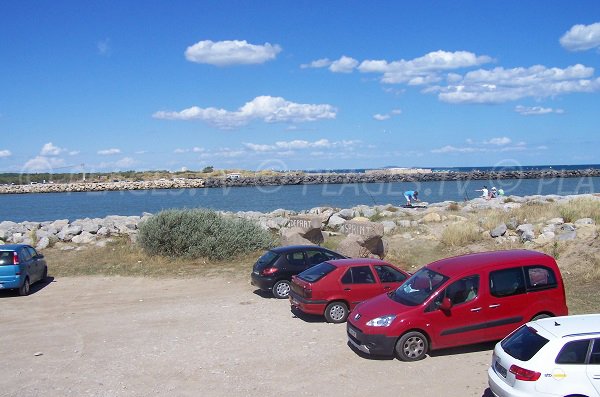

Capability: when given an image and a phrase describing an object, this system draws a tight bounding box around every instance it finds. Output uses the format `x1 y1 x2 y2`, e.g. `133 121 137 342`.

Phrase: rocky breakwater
2 193 598 259
0 178 205 194
204 168 600 188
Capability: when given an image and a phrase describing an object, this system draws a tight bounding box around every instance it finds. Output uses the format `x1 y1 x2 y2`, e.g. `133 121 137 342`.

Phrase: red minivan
289 258 410 323
347 250 568 361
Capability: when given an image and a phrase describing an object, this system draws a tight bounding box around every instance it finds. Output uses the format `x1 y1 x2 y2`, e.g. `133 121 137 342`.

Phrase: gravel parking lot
1 276 493 397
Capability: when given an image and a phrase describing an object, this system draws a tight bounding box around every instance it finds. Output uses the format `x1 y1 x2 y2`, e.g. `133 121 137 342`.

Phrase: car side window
428 275 480 311
489 268 526 297
305 250 328 265
374 265 407 283
27 246 38 258
286 252 306 266
323 251 342 260
555 340 591 364
590 339 600 365
524 265 557 290
341 266 375 284
20 248 32 262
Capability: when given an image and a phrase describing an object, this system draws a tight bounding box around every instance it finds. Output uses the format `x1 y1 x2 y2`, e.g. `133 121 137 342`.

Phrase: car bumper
250 272 275 291
0 276 22 290
487 367 536 397
289 291 327 316
346 323 396 356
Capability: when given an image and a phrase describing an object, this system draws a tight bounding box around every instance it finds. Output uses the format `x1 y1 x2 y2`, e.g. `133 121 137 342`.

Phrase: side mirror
440 297 452 312
37 254 45 259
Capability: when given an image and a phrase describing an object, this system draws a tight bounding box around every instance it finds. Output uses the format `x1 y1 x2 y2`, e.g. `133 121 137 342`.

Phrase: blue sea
1 175 599 222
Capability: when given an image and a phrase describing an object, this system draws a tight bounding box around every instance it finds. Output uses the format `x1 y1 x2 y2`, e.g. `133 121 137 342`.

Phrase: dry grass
440 223 482 247
44 238 258 280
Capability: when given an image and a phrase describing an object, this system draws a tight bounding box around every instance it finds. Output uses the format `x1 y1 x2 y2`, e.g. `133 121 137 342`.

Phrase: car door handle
344 288 351 291
489 304 501 308
470 307 482 312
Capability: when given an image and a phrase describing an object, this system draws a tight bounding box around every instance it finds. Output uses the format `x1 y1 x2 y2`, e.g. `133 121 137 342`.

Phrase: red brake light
509 365 541 381
13 252 19 265
261 267 278 276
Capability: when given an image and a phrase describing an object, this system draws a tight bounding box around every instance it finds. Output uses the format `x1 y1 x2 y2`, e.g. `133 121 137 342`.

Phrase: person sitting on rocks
490 186 498 198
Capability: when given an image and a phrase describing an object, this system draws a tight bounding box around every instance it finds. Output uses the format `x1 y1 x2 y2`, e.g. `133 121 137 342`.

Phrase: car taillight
261 267 277 276
509 365 541 381
304 288 312 298
13 252 19 265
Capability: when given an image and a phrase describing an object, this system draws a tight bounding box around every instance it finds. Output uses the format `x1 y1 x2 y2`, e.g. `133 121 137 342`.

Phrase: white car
488 314 600 397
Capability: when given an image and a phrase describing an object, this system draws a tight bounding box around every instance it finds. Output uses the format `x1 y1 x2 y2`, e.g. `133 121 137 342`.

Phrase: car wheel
18 277 30 296
395 331 428 361
532 313 551 321
324 301 349 323
272 280 291 299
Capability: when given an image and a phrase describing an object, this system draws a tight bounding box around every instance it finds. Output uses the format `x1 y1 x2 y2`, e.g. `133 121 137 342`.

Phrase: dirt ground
1 276 495 397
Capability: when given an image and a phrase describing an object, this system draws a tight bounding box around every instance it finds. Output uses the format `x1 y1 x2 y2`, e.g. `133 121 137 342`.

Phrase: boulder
361 208 377 218
380 220 397 235
71 231 96 244
337 208 355 220
561 223 576 232
36 237 50 250
490 224 507 238
547 218 564 225
520 230 535 242
337 233 386 259
516 224 534 234
556 231 577 241
575 218 595 225
506 217 519 230
326 214 346 230
397 220 412 228
421 212 442 223
279 227 314 246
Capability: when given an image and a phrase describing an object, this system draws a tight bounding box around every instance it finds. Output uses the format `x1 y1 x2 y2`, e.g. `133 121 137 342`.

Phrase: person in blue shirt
404 190 420 206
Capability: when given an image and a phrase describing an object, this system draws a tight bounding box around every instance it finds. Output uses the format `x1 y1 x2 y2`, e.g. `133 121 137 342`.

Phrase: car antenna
554 321 561 326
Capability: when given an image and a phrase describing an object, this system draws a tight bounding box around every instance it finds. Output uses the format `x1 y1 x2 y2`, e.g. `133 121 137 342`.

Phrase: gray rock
361 208 377 218
506 217 519 230
380 220 397 234
575 218 595 225
542 225 556 234
279 228 314 246
547 217 564 225
561 223 576 232
327 214 346 230
490 224 507 238
520 230 535 242
97 227 110 236
10 233 24 243
36 237 50 250
71 231 96 244
337 208 355 220
0 229 10 241
397 220 412 228
516 224 534 233
557 231 577 241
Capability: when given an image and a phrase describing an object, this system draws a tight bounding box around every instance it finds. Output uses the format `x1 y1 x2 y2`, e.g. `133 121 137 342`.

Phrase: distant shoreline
2 168 600 195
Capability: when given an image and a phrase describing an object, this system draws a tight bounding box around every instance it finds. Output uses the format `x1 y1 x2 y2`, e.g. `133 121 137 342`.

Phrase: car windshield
298 262 336 282
389 268 448 306
501 325 549 361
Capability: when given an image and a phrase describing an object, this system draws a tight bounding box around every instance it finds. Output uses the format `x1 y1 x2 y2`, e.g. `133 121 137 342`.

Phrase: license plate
348 327 357 338
495 360 507 378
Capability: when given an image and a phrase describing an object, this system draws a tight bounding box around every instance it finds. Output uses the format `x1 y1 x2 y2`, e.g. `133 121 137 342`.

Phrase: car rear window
501 325 549 361
255 251 279 269
298 262 336 282
0 251 14 265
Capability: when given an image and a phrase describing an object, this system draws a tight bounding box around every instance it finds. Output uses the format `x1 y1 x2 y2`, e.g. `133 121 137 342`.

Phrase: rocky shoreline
2 168 600 194
1 193 598 259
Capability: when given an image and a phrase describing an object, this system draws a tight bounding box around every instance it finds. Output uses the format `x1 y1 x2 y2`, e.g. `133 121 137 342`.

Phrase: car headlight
366 315 397 327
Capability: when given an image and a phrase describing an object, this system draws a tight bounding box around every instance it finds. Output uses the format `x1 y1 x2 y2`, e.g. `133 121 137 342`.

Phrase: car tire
324 301 349 323
532 313 551 321
272 280 291 299
395 331 428 361
18 277 30 296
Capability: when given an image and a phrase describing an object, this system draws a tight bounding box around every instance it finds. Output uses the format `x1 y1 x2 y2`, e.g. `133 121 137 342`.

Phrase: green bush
138 209 273 260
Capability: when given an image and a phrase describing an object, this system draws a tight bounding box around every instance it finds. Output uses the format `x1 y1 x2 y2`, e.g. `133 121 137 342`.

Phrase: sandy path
0 276 493 397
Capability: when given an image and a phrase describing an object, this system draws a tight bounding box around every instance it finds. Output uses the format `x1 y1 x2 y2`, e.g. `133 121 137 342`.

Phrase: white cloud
185 40 281 66
243 139 360 152
433 64 600 104
40 142 64 156
373 113 390 121
560 22 600 51
22 156 66 172
98 148 121 155
0 149 11 158
174 148 188 153
192 147 205 153
515 105 565 115
485 137 511 146
329 56 359 73
115 157 135 168
358 50 493 85
373 108 402 121
300 58 331 69
153 96 337 129
68 150 80 156
431 137 542 154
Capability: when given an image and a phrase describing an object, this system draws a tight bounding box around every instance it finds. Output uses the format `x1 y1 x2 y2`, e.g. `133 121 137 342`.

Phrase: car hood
348 292 420 327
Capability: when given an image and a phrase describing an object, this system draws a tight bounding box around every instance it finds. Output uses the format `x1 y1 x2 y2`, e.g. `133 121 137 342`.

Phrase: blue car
0 244 48 296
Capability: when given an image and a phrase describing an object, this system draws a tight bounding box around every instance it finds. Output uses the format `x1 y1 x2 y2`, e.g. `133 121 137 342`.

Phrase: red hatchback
289 258 410 323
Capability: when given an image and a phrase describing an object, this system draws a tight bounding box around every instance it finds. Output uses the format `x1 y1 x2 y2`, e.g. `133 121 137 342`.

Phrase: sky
1 1 600 174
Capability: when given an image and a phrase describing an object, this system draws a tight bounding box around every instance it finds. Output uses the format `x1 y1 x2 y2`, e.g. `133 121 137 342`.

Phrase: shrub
447 202 460 211
558 198 600 224
137 209 273 260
